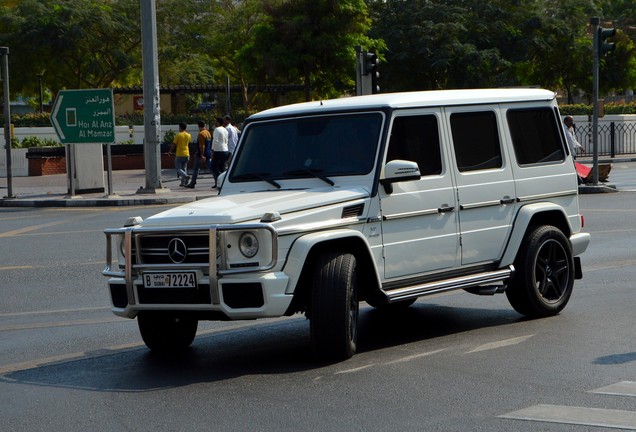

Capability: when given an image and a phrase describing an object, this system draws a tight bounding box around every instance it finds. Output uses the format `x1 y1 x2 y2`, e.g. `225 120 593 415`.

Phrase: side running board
383 265 515 304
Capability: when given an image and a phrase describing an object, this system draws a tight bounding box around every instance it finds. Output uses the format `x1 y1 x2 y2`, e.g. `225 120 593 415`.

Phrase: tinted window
450 111 502 172
231 113 382 181
507 107 565 165
387 115 442 176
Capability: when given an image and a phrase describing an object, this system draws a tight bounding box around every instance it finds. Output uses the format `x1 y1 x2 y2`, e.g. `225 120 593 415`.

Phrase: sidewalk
0 169 219 207
1 156 635 207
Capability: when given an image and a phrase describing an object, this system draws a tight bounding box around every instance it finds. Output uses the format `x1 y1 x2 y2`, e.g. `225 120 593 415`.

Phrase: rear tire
137 312 198 352
310 252 359 360
506 225 574 317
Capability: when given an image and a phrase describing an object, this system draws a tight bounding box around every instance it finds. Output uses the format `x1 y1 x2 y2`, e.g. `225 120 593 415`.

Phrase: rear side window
450 111 502 172
386 115 442 176
507 107 565 165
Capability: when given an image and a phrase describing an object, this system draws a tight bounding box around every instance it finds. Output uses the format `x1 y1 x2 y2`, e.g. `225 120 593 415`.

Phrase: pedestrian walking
170 122 191 187
185 121 212 189
210 117 229 188
224 115 240 167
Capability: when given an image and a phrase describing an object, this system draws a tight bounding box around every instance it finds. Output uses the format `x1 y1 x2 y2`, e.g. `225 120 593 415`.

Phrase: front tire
310 252 359 360
137 312 198 352
506 225 574 317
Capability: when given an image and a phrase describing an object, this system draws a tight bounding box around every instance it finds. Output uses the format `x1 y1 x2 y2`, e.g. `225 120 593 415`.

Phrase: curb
578 184 619 194
0 194 217 208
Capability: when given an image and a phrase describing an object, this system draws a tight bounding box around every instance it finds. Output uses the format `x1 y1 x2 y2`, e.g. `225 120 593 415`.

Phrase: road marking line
385 349 446 365
500 404 636 429
0 306 109 317
334 364 375 375
0 265 33 270
0 317 124 332
590 381 636 397
0 213 97 238
0 260 104 272
467 334 534 353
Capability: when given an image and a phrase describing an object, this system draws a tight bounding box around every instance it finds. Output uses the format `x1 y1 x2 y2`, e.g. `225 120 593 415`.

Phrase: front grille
134 233 210 265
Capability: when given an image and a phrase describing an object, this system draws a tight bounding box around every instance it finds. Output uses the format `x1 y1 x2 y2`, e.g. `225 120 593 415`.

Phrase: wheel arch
283 230 380 315
500 203 572 266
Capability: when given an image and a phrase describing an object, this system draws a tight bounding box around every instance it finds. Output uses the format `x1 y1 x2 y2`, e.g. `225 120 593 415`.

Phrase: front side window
231 113 382 182
450 111 502 172
507 107 565 165
386 115 442 176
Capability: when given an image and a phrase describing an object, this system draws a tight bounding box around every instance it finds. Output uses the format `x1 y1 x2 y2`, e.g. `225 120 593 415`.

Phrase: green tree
0 0 142 97
367 0 512 91
602 30 636 93
246 0 383 100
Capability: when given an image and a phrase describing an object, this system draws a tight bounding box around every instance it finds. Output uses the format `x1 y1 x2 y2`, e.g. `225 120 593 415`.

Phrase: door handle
438 205 455 214
500 196 517 205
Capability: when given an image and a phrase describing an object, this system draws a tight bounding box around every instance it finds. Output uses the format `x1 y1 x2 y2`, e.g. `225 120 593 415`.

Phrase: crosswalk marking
500 404 636 430
590 381 636 397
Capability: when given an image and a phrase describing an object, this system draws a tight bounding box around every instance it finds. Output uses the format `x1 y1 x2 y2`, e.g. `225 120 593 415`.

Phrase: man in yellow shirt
171 122 191 187
185 121 212 189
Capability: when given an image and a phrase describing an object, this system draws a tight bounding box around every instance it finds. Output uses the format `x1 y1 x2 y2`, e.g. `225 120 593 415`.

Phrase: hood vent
342 204 364 219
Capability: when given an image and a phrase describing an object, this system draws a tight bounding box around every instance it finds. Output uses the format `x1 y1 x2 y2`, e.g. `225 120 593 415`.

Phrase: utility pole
1 46 15 199
139 0 166 193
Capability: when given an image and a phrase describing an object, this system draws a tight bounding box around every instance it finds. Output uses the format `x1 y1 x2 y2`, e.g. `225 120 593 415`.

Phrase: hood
142 187 371 226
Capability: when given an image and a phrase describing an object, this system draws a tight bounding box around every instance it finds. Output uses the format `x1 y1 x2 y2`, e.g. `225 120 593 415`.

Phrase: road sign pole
106 143 113 196
67 144 75 196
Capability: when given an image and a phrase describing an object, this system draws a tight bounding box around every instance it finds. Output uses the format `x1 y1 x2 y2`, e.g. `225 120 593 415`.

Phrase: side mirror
380 160 421 194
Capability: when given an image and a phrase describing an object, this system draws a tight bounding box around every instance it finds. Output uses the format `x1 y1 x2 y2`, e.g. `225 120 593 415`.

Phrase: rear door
444 106 516 266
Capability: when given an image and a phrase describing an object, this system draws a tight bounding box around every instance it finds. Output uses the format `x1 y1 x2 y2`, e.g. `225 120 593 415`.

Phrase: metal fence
574 119 636 157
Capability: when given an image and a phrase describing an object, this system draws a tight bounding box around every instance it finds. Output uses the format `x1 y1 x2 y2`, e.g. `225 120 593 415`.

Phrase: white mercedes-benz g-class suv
104 88 590 360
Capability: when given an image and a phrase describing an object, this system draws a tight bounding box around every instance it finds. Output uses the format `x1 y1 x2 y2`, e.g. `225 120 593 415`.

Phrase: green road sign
50 88 115 144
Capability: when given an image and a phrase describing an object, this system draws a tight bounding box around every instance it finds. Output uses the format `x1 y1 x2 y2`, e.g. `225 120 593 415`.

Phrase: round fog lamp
239 232 259 258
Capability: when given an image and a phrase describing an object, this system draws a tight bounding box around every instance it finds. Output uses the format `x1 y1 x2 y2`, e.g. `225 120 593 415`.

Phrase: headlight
239 232 259 258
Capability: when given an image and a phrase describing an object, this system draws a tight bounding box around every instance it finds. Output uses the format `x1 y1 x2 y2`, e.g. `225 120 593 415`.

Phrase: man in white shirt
210 117 229 188
563 116 583 159
224 115 239 166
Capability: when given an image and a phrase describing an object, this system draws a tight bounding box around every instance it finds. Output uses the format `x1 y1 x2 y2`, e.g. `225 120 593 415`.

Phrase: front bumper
107 271 292 319
104 223 291 320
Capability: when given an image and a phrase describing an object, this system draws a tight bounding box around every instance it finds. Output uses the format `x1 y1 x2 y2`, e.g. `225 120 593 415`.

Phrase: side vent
342 204 364 219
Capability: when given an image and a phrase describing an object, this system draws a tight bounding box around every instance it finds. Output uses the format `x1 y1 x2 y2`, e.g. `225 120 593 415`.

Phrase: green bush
560 104 592 115
13 135 62 148
560 102 636 116
162 129 177 146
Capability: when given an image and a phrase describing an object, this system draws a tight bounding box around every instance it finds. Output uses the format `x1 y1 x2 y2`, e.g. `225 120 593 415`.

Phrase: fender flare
283 229 380 294
499 202 572 266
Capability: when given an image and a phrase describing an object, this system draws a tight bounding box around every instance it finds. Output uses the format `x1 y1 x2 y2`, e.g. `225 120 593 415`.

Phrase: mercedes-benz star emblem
168 238 188 263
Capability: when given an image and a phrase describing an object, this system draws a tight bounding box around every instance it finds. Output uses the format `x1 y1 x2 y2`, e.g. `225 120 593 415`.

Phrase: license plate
143 272 197 289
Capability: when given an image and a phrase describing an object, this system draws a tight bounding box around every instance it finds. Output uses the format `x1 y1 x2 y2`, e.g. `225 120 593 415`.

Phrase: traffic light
598 26 616 56
363 51 380 94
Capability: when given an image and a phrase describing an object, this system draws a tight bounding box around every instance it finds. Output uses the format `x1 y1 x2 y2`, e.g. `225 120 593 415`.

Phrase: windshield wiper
284 168 335 186
232 172 281 189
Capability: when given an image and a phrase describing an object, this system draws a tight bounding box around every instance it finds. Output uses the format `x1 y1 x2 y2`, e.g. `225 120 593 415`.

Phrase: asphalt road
0 187 635 431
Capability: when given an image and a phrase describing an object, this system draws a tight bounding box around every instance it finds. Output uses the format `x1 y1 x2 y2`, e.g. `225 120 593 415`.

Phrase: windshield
230 112 383 183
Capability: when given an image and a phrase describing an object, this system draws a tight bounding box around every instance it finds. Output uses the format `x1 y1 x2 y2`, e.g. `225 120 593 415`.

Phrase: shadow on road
2 303 524 392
